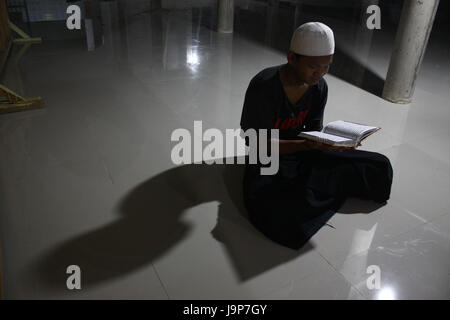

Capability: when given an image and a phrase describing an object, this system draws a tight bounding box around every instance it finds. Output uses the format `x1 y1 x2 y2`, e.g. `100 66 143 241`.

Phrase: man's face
288 52 333 85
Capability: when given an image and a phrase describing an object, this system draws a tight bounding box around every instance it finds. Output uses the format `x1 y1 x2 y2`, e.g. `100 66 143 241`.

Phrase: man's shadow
31 156 383 292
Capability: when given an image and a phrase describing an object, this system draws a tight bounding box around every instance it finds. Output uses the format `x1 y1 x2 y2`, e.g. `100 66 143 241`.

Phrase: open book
298 120 380 147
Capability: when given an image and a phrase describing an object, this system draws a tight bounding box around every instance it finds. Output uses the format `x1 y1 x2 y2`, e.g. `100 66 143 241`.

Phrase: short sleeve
240 80 277 132
304 80 327 131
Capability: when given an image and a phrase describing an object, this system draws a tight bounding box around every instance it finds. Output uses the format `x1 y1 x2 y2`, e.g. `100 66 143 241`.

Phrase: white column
382 0 440 104
100 0 121 61
217 0 234 33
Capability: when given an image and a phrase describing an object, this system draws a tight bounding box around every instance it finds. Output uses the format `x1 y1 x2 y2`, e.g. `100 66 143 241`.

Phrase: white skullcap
290 22 335 56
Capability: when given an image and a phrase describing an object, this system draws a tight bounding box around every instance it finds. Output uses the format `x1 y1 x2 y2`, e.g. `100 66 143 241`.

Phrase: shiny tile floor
0 1 449 299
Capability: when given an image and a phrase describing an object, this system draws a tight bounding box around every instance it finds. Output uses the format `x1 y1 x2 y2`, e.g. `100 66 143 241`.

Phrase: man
240 22 393 250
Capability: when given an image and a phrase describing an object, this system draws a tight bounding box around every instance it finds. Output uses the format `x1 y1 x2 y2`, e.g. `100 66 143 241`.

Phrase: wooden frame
0 0 44 114
0 0 12 73
0 84 44 113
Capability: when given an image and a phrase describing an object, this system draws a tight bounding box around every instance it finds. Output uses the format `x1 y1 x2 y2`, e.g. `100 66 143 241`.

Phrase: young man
240 22 393 250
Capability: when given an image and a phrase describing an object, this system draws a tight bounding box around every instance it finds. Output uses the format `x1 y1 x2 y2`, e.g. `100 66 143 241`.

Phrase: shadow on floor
31 156 384 292
31 157 308 292
330 46 385 97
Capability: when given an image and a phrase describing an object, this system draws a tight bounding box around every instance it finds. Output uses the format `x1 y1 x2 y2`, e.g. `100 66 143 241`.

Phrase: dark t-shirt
240 65 328 140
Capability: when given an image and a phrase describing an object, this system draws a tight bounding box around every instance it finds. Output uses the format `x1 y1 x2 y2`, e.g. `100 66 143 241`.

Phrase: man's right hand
305 140 355 152
270 138 357 155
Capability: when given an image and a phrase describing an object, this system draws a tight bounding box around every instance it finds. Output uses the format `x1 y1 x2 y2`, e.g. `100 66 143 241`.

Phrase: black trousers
243 149 393 250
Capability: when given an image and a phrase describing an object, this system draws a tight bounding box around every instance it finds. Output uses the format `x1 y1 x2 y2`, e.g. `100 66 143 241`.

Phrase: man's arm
269 138 309 154
268 138 350 154
241 78 350 154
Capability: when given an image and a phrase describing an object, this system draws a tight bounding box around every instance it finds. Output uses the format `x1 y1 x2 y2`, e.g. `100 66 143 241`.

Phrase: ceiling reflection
187 46 200 68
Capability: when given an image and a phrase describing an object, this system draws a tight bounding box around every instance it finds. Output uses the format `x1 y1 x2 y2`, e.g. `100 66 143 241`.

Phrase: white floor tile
339 213 450 299
311 199 425 270
380 143 450 222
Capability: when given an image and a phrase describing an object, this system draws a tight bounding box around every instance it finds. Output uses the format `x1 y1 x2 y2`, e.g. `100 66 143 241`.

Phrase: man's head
287 22 334 85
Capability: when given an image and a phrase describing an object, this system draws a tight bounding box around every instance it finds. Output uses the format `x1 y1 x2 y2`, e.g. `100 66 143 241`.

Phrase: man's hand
269 139 361 155
305 140 357 152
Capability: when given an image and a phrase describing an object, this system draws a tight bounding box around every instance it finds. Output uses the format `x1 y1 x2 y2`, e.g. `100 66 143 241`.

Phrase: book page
298 131 355 146
323 120 379 141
